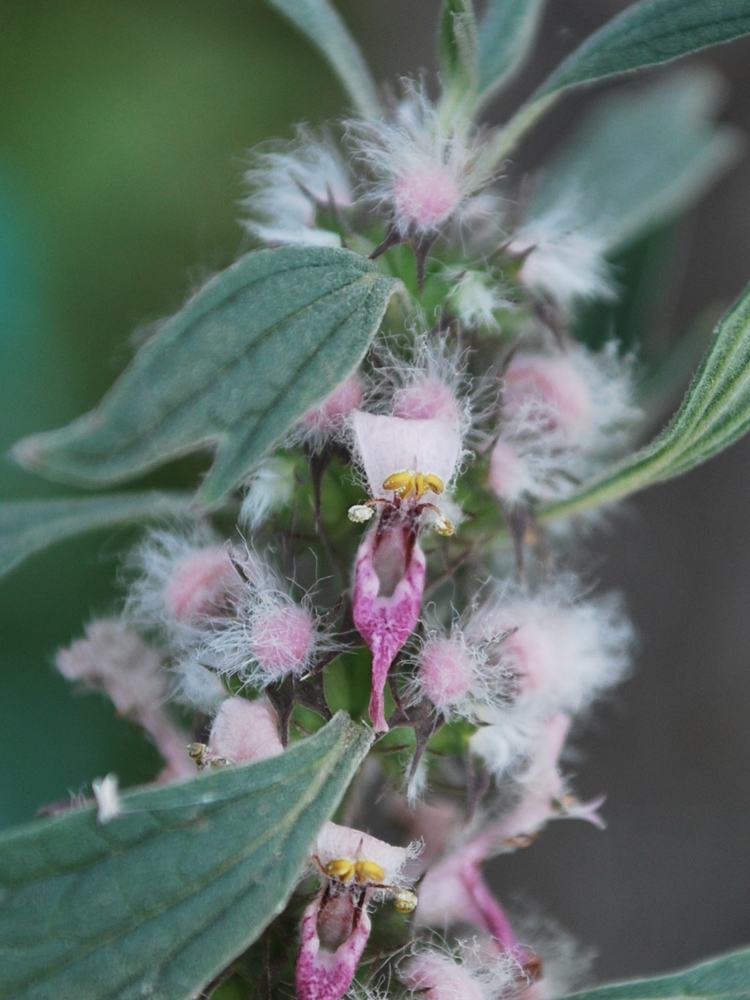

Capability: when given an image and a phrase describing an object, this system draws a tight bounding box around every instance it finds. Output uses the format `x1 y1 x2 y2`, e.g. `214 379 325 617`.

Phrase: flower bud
250 601 315 677
418 637 476 710
209 697 283 763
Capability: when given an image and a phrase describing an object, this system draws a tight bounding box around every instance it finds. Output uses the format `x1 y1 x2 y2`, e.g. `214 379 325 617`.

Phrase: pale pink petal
315 821 409 883
352 528 426 732
351 411 461 498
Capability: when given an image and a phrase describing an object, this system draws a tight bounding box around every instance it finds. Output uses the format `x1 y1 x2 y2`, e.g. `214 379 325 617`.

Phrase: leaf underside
492 0 750 161
562 946 750 1000
477 0 547 98
0 492 194 582
12 247 400 508
0 713 373 1000
526 68 741 255
539 0 750 99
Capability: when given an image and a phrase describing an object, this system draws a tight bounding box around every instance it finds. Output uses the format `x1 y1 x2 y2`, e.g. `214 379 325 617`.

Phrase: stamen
382 470 445 501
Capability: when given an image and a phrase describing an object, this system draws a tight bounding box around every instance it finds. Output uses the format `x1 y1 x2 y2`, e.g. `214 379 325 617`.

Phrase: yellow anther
354 859 386 884
383 470 416 499
393 889 418 914
325 858 357 883
423 473 445 496
382 470 445 501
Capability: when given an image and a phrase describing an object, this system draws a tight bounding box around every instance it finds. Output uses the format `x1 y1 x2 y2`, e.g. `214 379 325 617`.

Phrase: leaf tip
10 432 50 473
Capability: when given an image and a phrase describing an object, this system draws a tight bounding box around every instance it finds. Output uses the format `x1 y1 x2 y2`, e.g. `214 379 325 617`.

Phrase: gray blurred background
1 0 749 985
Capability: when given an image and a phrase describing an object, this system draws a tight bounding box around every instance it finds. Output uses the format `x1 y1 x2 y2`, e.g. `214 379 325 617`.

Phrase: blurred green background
1 0 750 984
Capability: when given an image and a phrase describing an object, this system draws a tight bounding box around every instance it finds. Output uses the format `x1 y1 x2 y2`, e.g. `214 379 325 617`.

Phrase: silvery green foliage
4 2 750 998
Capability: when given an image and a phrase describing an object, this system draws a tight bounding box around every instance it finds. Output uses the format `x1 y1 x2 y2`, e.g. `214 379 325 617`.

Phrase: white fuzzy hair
470 576 634 722
493 341 642 505
345 80 493 237
240 125 352 247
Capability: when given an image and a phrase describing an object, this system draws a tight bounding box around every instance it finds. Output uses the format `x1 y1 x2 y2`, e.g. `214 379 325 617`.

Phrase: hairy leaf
439 0 479 103
542 283 750 520
0 492 193 582
487 0 750 163
525 68 741 255
261 0 381 117
477 0 547 99
0 712 373 1000
563 947 750 1000
13 247 400 507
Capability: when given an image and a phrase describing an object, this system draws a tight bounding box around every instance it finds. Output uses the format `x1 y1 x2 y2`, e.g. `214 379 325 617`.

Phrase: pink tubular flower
348 410 463 731
416 835 532 967
296 821 417 1000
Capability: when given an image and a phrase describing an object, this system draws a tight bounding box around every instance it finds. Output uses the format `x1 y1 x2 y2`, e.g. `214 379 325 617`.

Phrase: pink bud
503 621 558 697
250 602 315 676
488 439 533 505
402 953 485 1000
393 375 462 424
503 355 593 444
164 547 239 624
393 163 461 232
209 697 283 763
303 373 364 435
418 637 475 710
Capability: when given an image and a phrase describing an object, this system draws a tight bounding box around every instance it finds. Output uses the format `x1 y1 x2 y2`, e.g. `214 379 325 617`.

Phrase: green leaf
477 0 547 99
261 0 381 118
12 247 400 508
0 491 194 582
439 0 479 105
542 283 750 521
485 0 750 164
0 712 373 1000
562 947 750 1000
524 68 741 251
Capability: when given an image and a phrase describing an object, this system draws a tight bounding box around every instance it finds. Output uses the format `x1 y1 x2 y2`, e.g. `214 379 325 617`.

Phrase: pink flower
296 821 417 1000
348 410 462 731
416 835 535 971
